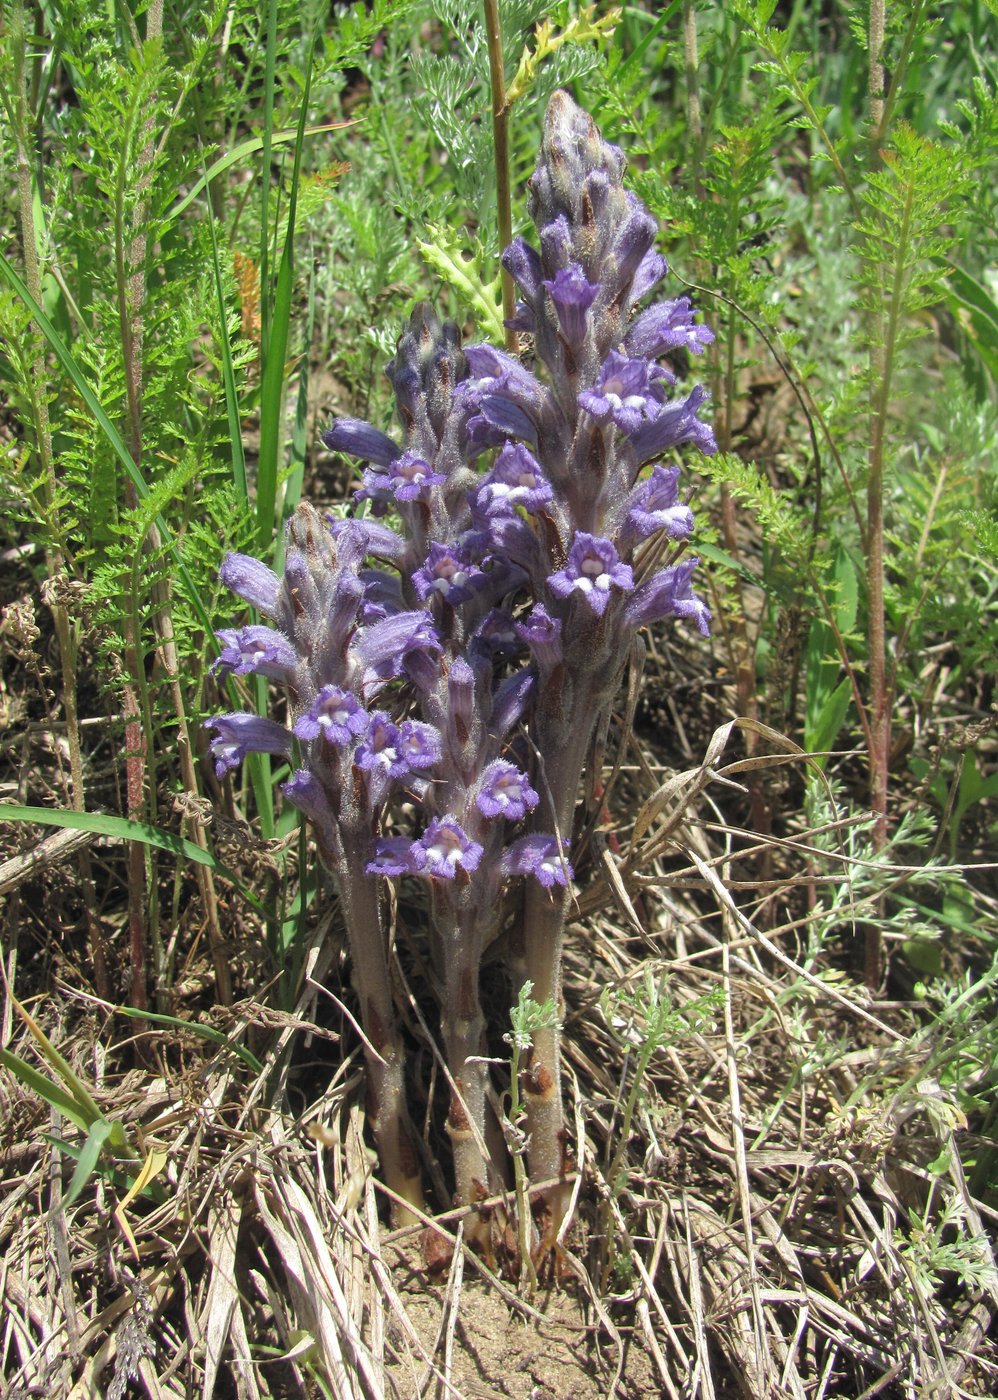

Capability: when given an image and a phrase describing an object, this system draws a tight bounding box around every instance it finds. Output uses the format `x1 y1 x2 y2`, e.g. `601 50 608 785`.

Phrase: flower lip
355 712 409 778
386 450 446 502
416 816 484 879
472 443 553 519
396 720 442 771
623 465 696 544
624 557 711 635
294 686 369 747
625 296 715 359
476 760 540 822
366 835 425 878
412 541 485 605
578 351 671 435
547 534 634 617
501 833 574 888
543 263 600 346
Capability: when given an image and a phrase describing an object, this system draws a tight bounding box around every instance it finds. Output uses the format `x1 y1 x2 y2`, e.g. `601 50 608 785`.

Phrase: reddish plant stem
435 884 491 1211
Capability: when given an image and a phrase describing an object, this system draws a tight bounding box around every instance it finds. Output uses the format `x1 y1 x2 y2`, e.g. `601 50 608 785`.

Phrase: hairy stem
436 885 491 1208
682 0 702 195
513 711 596 1238
338 834 423 1224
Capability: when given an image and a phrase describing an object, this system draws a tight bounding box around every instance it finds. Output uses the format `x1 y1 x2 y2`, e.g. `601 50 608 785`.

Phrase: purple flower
472 443 553 519
625 297 714 359
204 712 292 777
220 553 280 618
355 713 409 779
282 769 336 843
367 836 426 878
625 557 711 635
213 625 297 682
476 761 540 821
501 834 573 888
397 720 442 771
578 351 671 435
515 603 563 671
630 384 717 462
501 236 544 300
548 534 634 617
492 667 536 738
469 395 538 447
629 250 667 306
623 466 695 543
415 817 483 879
462 345 543 407
322 417 400 467
353 610 442 692
328 516 406 562
543 264 600 346
459 345 546 444
412 542 485 605
294 687 369 746
539 214 573 276
474 608 522 660
384 450 446 502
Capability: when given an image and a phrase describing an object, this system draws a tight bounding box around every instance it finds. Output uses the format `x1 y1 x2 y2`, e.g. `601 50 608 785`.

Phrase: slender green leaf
259 0 280 356
112 1005 264 1073
64 1118 115 1208
205 180 247 502
0 1049 94 1134
0 806 268 916
806 676 852 763
257 42 314 549
170 123 354 223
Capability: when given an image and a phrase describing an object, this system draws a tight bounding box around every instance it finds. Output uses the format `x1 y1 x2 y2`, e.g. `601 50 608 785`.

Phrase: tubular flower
476 760 540 822
547 534 634 617
204 713 292 778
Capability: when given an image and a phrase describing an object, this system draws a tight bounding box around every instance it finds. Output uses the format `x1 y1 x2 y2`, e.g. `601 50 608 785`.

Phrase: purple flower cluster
203 94 715 1215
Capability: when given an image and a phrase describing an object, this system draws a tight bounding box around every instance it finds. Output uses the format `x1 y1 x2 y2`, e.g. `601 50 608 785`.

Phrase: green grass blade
259 0 280 356
205 179 247 502
256 42 314 550
0 805 268 916
64 1118 115 1208
0 1049 94 1133
170 122 353 224
112 1006 264 1073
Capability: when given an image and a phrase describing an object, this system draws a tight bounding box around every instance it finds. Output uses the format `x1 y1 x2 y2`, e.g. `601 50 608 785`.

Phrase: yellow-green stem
483 0 517 352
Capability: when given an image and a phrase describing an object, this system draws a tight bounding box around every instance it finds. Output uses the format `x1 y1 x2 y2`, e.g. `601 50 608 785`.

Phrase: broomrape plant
206 93 715 1245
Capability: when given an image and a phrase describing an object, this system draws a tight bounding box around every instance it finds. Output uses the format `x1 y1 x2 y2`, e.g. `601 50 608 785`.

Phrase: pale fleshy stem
337 833 424 1224
513 707 599 1238
434 884 492 1208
